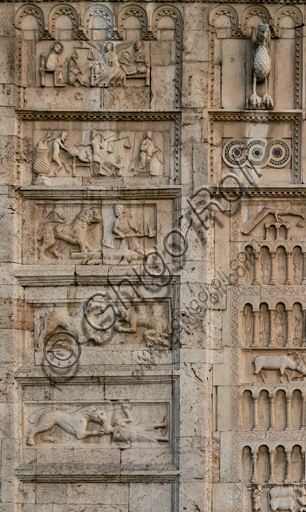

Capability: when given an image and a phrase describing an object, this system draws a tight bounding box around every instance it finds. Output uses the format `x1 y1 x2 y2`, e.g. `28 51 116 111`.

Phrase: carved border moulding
14 371 176 387
15 468 180 484
18 186 180 200
16 110 181 122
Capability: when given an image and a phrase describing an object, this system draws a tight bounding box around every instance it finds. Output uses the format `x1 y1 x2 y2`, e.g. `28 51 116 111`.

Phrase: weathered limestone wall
1 1 306 511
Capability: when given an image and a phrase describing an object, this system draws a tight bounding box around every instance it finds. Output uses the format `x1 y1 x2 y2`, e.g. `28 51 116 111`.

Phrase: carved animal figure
36 303 109 349
241 205 305 235
247 24 274 110
297 486 306 511
268 486 294 512
26 406 108 446
114 307 171 349
37 208 101 260
253 354 306 383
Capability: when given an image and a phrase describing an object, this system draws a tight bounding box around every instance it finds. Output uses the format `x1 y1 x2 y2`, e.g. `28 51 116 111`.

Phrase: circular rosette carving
264 140 291 168
43 331 81 369
222 139 291 169
222 140 247 168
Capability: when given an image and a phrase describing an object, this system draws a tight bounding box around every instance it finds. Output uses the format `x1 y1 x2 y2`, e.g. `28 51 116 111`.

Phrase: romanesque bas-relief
222 140 291 170
35 203 157 264
252 484 306 512
33 129 163 184
247 24 274 110
41 41 150 88
35 299 171 351
26 403 169 446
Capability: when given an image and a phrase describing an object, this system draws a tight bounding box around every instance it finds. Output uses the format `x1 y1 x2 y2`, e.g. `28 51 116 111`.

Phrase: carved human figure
129 131 162 176
243 304 254 346
275 304 286 346
293 247 303 285
44 42 66 85
68 53 87 87
276 248 287 285
112 204 146 258
52 131 69 175
293 303 303 346
119 41 149 77
259 304 269 346
247 24 273 110
252 485 263 512
77 130 122 176
260 248 270 284
92 42 126 87
102 404 168 444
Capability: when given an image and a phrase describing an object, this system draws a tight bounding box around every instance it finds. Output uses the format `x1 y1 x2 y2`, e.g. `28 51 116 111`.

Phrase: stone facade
1 1 306 511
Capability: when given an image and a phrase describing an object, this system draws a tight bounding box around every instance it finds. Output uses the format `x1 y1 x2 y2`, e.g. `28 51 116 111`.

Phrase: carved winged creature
88 41 133 87
247 23 274 110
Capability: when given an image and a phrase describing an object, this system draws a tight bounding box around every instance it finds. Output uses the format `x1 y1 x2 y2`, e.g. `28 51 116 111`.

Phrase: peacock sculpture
247 23 274 110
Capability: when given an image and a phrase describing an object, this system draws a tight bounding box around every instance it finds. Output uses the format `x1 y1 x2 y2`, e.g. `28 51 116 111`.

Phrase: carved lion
26 405 110 446
37 207 101 260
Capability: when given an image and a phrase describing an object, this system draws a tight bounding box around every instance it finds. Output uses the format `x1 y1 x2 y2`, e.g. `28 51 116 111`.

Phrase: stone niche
209 5 303 110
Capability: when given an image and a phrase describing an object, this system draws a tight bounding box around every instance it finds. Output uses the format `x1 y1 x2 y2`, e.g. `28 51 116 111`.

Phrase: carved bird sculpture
247 23 274 110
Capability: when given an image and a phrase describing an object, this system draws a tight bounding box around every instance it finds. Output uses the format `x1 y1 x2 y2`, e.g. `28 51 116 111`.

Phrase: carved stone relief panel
31 297 172 366
23 400 171 465
15 4 183 110
21 194 177 266
20 113 178 187
210 113 300 185
209 5 302 110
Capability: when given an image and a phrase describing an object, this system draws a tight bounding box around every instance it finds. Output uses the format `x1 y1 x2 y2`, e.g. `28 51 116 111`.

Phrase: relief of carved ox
268 486 295 512
253 354 306 383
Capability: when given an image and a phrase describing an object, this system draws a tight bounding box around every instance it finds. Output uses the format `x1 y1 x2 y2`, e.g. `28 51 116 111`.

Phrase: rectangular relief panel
21 195 177 266
18 112 180 187
209 112 300 185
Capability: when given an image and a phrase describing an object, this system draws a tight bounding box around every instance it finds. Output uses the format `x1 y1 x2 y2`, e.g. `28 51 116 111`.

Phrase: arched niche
274 445 286 483
275 6 303 33
15 5 44 40
244 245 255 284
83 5 114 40
49 4 79 41
258 390 270 430
291 445 303 482
241 5 270 36
259 303 270 347
259 247 271 285
291 390 302 429
275 246 287 285
209 6 239 37
274 390 286 430
241 446 252 482
118 6 148 41
292 303 303 347
293 246 303 285
243 303 254 347
275 303 287 347
257 445 269 483
153 6 182 42
241 390 253 430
